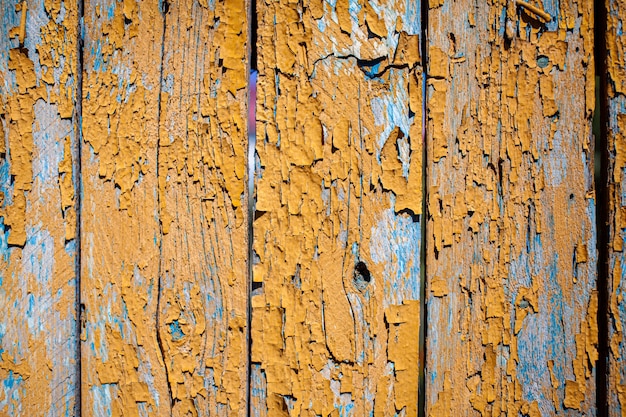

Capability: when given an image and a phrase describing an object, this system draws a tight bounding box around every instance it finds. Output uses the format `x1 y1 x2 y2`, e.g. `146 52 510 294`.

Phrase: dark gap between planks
246 0 258 414
75 0 85 414
418 0 429 414
594 0 609 414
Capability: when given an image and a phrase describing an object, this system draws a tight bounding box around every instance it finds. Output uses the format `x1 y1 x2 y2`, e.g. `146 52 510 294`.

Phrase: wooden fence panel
81 0 250 415
425 1 597 416
252 0 423 415
606 0 626 413
81 1 168 415
157 0 249 415
0 1 80 415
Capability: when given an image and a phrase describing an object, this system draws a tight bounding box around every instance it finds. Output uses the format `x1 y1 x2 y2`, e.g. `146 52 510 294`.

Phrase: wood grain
0 1 80 414
81 1 168 415
425 1 597 415
252 0 423 414
606 0 626 413
157 0 249 415
81 0 250 415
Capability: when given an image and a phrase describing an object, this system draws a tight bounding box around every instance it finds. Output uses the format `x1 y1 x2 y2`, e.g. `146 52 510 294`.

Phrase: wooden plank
81 1 168 415
425 1 597 415
82 0 251 415
252 0 423 415
0 1 80 414
606 0 626 413
157 0 249 415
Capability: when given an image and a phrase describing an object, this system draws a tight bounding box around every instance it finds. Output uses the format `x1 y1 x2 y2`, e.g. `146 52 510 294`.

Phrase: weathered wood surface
606 0 626 413
157 0 249 415
0 0 80 415
81 0 250 415
81 1 167 415
252 0 423 415
425 1 597 415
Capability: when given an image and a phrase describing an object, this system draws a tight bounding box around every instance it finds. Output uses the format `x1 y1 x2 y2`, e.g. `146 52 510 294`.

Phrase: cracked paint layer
252 0 423 414
81 0 250 415
0 0 79 415
426 1 597 416
606 0 626 414
81 1 167 415
157 0 249 415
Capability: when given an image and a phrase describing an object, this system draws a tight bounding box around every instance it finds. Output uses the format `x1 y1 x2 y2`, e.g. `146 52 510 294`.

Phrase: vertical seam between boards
418 0 429 416
594 0 609 414
246 0 257 415
75 0 85 414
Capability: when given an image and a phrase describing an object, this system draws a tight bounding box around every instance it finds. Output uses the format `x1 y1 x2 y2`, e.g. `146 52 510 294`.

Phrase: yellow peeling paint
253 0 422 414
607 0 626 414
82 0 249 415
1 0 80 415
156 0 249 414
4 48 35 247
81 1 168 415
427 0 596 415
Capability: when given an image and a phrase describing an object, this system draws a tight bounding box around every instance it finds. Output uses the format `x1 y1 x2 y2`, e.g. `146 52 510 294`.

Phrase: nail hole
353 261 371 291
537 55 550 68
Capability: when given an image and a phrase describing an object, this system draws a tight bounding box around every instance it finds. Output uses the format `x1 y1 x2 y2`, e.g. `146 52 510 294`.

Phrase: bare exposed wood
425 1 597 415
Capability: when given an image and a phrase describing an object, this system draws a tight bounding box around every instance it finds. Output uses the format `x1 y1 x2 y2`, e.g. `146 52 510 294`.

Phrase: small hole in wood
354 261 371 285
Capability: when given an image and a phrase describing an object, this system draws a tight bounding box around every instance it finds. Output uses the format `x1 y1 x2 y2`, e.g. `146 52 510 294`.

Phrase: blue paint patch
26 293 34 318
369 202 420 307
318 18 327 33
544 129 567 187
169 320 184 341
65 238 76 256
403 0 420 35
106 2 116 19
360 62 381 79
369 69 411 155
91 384 114 417
499 6 507 38
348 0 362 30
2 370 22 390
0 370 24 414
542 0 559 31
337 401 355 416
